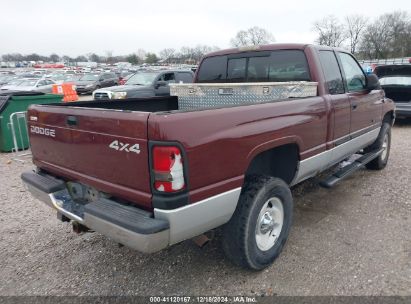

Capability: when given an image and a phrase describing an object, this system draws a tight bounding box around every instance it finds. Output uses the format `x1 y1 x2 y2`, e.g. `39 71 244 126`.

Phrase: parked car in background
0 78 56 93
75 72 119 94
375 64 411 118
93 70 194 100
0 78 24 90
0 75 19 86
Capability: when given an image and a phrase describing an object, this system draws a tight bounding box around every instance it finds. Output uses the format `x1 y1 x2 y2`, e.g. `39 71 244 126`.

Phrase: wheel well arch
245 144 300 185
383 110 395 125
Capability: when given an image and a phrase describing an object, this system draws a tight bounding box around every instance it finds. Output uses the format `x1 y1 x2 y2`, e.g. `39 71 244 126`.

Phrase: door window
338 52 366 92
175 72 194 83
319 51 345 94
163 73 175 83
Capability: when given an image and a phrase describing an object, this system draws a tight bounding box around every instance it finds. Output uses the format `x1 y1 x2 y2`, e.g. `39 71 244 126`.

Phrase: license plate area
52 182 107 221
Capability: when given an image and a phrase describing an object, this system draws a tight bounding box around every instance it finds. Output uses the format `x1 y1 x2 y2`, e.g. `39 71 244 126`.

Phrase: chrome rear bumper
22 171 241 253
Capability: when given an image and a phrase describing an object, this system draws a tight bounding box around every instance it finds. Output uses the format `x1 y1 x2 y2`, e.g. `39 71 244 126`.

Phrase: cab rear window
197 50 311 83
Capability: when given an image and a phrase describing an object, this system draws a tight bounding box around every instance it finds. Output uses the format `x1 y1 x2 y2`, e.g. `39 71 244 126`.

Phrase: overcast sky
0 0 409 57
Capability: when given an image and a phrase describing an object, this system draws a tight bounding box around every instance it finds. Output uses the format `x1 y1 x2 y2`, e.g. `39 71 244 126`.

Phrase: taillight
152 146 185 193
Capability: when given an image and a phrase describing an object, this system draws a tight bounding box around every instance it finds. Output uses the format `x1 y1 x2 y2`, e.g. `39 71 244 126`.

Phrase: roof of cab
203 43 349 58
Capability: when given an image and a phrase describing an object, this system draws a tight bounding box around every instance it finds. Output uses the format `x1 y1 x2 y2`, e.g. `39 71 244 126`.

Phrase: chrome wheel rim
381 133 389 160
255 197 284 251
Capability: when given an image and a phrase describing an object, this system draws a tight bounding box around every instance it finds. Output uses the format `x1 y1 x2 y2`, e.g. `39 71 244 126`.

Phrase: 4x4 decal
109 140 140 154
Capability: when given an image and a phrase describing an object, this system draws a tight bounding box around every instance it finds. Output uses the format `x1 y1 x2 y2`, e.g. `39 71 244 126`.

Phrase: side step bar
320 148 384 188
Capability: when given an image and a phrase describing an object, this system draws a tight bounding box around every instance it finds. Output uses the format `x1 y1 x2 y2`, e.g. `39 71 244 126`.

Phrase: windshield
379 76 411 86
126 73 157 85
18 80 38 86
79 74 99 81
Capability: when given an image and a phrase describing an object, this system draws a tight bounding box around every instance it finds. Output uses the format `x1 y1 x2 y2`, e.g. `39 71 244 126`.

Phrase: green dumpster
0 91 63 152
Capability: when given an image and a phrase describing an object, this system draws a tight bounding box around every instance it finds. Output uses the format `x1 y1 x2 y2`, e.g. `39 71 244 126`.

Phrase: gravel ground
0 122 410 296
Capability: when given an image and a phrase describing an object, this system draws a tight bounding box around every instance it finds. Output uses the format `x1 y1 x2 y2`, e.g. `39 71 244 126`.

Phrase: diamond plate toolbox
170 82 318 110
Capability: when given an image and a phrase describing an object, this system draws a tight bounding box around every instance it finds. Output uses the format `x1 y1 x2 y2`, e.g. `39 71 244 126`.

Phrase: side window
319 51 345 94
197 55 227 82
175 72 194 83
268 50 310 81
337 52 366 92
227 58 246 82
163 73 175 83
38 80 46 86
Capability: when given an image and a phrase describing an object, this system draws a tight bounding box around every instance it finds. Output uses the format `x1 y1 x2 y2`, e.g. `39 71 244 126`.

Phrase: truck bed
51 96 179 112
28 98 174 210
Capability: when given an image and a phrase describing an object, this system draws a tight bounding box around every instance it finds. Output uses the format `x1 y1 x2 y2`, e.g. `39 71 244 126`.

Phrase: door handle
352 103 358 110
66 116 77 126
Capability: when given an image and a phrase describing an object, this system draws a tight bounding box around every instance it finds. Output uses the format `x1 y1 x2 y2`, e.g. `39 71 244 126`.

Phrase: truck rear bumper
22 171 241 253
22 171 169 253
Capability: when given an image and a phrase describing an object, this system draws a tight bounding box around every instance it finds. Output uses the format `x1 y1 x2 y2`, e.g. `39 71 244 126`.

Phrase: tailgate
28 105 152 209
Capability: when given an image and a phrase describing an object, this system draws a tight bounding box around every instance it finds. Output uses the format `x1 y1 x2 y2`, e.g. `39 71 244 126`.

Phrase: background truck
22 44 395 270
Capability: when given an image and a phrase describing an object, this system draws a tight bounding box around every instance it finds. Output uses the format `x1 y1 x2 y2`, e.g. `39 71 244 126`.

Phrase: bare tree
345 15 368 54
359 11 411 59
230 26 275 47
313 15 346 47
230 30 248 47
386 11 411 57
179 46 195 62
159 48 175 63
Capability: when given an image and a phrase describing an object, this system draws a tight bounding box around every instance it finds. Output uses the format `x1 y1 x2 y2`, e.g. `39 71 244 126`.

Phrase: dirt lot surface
0 121 410 296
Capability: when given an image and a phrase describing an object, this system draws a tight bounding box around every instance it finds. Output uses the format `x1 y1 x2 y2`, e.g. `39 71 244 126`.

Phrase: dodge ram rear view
22 44 395 270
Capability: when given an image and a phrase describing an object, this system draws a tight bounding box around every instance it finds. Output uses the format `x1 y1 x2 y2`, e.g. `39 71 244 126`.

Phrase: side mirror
155 80 167 89
366 74 381 91
99 78 104 81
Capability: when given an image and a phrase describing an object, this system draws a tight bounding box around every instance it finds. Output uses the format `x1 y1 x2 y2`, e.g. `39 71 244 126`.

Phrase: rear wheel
222 175 293 270
365 122 391 170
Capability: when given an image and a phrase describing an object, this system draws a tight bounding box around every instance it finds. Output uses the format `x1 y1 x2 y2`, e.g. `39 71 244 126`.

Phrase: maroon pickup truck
22 44 395 270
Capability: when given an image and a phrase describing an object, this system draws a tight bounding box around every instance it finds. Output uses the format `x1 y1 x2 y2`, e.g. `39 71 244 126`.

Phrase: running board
319 148 384 188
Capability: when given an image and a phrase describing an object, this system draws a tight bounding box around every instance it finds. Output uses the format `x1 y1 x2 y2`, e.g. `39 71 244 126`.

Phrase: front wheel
222 176 293 270
365 122 391 170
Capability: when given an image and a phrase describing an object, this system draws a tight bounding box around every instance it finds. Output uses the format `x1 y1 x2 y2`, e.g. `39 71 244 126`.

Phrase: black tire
364 122 391 170
222 175 293 270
